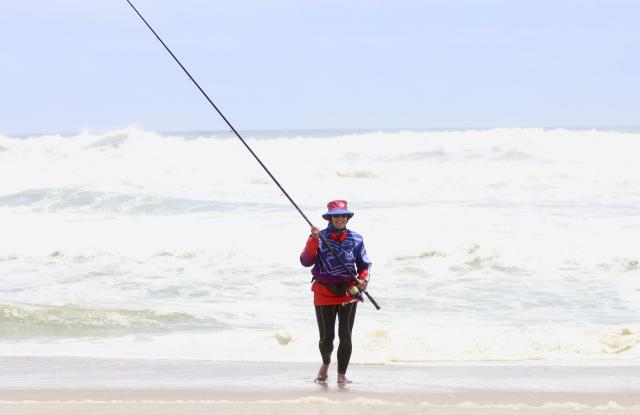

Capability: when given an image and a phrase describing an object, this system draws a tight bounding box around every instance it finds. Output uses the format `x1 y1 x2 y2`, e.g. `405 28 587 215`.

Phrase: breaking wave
0 303 222 337
0 188 284 215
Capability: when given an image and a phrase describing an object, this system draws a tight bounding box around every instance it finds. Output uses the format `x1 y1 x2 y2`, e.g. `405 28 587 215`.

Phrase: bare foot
315 363 329 383
337 373 352 384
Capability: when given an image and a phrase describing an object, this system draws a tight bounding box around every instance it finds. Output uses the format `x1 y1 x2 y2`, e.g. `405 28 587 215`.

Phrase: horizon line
3 125 640 138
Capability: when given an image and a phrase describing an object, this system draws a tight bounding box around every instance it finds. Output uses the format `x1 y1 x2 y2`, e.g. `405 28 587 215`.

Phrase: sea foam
1 127 639 363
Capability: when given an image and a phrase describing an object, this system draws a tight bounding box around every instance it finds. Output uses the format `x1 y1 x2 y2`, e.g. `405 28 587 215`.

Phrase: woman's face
330 214 349 230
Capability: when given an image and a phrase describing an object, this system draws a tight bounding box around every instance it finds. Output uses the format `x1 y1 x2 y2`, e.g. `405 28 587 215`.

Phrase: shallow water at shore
1 357 640 415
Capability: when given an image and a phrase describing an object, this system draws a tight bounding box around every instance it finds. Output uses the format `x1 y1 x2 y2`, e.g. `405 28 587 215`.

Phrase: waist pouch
316 280 348 297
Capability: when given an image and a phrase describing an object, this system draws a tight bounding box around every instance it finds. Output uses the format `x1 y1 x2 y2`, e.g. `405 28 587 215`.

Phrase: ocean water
0 127 639 364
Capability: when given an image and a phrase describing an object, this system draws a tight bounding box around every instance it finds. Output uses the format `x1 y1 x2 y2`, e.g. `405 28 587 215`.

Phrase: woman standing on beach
300 200 371 384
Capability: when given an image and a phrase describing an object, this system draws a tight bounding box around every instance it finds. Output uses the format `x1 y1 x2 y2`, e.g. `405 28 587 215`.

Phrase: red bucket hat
322 200 355 220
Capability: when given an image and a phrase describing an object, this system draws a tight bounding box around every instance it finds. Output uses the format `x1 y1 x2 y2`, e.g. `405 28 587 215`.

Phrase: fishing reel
347 285 365 302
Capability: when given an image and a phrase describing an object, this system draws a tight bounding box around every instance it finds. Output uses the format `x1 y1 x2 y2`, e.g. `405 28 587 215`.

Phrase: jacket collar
327 224 347 242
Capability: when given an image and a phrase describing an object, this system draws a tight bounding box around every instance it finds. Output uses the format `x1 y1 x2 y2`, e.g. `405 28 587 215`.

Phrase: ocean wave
0 303 223 337
362 324 640 363
335 170 378 179
448 254 530 276
425 401 640 411
0 188 284 215
2 127 640 210
0 398 637 411
598 257 640 272
391 245 530 276
491 149 535 161
2 126 640 363
383 149 448 161
83 131 130 149
395 250 446 261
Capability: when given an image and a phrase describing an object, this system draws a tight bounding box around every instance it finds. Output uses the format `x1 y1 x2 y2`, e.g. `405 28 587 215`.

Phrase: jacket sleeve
300 236 319 267
355 239 372 280
357 267 370 281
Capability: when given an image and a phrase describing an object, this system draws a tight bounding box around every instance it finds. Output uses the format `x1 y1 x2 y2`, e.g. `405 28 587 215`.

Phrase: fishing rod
124 0 380 310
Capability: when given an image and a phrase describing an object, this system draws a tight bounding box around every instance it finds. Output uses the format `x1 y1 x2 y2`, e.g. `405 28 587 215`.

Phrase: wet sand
1 357 639 414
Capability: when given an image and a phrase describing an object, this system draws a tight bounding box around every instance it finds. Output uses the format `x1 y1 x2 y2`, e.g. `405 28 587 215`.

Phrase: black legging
314 302 357 374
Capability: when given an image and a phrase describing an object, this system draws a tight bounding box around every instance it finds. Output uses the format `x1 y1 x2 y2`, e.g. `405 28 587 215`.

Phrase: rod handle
363 290 381 310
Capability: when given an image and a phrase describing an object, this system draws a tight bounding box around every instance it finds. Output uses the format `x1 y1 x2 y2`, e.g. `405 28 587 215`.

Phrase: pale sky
1 0 639 135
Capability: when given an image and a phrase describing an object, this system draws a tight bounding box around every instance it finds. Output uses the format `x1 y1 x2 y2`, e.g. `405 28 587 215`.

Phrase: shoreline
1 356 639 414
2 356 640 392
1 390 638 415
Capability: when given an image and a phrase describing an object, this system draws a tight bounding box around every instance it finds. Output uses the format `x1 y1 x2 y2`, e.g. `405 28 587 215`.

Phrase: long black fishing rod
124 0 380 310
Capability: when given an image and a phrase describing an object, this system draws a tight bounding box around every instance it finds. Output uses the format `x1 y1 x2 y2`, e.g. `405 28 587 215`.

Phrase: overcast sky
1 0 639 135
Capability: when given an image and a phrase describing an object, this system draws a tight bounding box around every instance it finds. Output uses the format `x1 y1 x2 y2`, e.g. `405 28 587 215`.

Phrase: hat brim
322 210 354 220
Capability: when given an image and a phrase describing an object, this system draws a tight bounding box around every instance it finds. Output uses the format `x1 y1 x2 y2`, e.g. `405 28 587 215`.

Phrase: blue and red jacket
300 224 371 305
